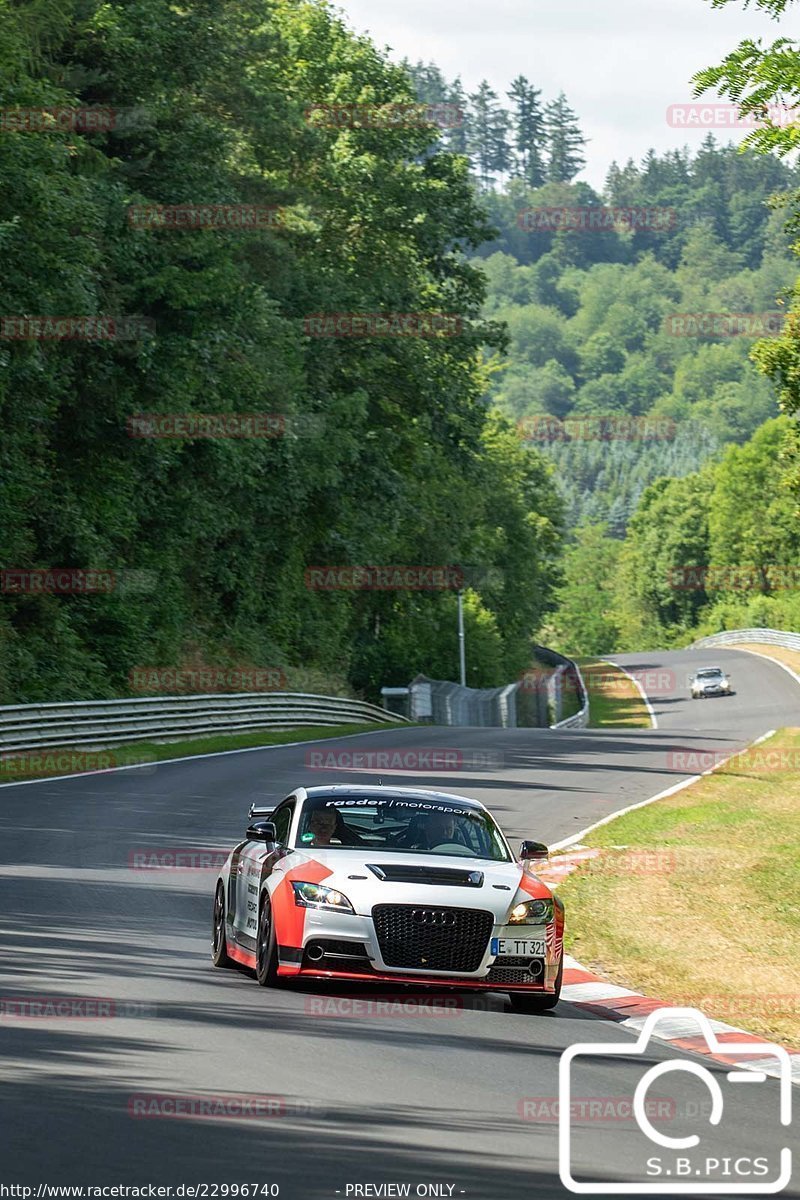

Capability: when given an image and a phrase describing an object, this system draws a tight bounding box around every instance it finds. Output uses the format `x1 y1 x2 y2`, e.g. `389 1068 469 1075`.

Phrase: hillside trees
0 0 563 701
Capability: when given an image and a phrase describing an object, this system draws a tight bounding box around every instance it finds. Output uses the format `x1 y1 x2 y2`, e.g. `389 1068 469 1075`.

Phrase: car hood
280 847 552 919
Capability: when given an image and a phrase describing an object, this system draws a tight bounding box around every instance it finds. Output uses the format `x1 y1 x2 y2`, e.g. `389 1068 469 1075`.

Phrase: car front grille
371 904 493 973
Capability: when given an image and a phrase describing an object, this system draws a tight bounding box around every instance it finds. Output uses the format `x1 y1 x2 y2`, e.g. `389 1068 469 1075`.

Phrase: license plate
491 935 545 957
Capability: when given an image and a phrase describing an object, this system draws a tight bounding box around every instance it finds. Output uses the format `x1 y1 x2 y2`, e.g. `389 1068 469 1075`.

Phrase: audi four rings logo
412 909 457 926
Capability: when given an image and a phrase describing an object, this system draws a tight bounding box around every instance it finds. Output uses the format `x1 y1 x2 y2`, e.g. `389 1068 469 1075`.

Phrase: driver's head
308 807 338 844
427 811 456 844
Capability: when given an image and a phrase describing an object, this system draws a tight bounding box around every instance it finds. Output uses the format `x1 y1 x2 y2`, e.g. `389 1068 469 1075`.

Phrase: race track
1 647 798 1198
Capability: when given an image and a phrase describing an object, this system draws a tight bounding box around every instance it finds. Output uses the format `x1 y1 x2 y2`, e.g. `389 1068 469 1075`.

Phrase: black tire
256 891 280 987
212 882 233 967
509 955 563 1013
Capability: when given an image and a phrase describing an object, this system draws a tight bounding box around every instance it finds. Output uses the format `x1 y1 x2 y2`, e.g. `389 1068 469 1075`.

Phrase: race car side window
271 803 294 846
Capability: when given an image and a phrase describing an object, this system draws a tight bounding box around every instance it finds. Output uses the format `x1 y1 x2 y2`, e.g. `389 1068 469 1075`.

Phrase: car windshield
697 668 724 678
296 796 511 862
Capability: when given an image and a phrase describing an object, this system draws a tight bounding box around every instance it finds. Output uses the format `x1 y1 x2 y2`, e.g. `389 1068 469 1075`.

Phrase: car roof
697 666 723 673
301 784 488 813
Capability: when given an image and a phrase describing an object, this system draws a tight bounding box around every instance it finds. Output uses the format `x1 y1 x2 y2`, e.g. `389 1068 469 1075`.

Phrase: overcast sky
332 0 794 188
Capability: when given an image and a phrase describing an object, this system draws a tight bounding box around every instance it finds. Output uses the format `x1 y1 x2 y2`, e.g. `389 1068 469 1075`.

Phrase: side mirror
246 820 277 843
519 840 549 864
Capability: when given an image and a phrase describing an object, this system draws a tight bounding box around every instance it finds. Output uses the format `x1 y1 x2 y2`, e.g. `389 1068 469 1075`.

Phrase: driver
403 809 465 850
304 806 362 847
306 807 341 846
426 811 457 846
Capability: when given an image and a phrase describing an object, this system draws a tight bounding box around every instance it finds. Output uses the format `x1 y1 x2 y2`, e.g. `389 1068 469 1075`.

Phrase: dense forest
403 60 800 653
0 0 565 702
2 1 800 702
545 417 800 653
477 145 798 532
407 58 800 536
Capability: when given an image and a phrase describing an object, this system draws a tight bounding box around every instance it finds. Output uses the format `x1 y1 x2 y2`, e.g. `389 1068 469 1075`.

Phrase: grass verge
577 657 652 729
557 727 800 1048
0 723 400 784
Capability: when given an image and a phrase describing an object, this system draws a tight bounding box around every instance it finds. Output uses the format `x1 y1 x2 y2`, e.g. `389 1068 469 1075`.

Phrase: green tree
614 470 715 646
468 80 512 187
1 0 561 703
507 75 547 187
546 525 622 655
545 93 587 183
694 0 800 496
707 417 800 592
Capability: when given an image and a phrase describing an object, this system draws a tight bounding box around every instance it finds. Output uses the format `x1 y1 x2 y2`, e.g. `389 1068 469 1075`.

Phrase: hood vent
366 863 484 888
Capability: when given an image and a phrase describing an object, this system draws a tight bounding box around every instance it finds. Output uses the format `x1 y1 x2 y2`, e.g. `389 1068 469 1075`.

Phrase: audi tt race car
212 785 564 1012
690 666 732 698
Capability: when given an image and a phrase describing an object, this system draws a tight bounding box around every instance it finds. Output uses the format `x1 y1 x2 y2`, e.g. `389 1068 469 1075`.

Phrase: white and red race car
212 785 564 1012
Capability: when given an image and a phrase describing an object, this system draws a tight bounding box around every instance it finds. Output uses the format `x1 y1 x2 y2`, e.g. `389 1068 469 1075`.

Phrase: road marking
606 659 658 728
549 728 775 852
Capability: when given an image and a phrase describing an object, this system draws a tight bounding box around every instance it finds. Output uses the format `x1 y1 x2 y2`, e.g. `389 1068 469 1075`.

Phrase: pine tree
545 92 587 182
507 75 547 187
404 60 448 106
468 81 512 188
446 77 469 156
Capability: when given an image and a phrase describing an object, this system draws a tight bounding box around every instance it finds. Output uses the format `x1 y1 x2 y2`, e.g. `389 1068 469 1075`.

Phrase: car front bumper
276 908 562 991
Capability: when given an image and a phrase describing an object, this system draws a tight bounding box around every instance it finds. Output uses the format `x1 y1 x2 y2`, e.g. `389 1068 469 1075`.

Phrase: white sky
332 0 796 188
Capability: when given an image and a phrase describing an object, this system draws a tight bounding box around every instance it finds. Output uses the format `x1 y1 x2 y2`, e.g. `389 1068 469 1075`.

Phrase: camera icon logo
558 1007 792 1194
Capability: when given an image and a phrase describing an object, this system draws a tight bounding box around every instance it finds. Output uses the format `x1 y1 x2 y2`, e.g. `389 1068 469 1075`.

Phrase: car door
232 798 295 945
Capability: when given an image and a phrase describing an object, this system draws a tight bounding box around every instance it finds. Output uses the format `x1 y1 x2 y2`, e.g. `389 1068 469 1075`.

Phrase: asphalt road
1 647 799 1198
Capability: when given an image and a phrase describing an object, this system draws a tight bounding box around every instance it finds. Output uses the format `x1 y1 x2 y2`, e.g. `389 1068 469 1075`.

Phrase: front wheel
212 882 233 967
256 892 280 987
509 955 563 1013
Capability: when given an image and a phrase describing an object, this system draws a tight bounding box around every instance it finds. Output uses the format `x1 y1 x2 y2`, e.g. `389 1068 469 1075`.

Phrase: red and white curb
537 852 800 1084
559 954 800 1084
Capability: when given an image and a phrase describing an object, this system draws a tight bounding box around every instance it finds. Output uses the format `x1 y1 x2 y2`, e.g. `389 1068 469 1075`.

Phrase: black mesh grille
486 957 544 985
372 904 493 972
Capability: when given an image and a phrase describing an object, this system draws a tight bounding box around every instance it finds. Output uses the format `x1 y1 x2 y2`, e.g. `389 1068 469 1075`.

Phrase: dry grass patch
558 728 800 1048
578 658 652 729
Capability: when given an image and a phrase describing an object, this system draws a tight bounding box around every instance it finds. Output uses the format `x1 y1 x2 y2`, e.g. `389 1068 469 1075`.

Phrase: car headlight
508 897 554 924
291 881 355 913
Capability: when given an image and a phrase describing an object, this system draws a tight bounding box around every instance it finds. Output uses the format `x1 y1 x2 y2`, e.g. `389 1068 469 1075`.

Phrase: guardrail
531 646 590 730
691 627 800 652
0 692 408 753
550 662 589 729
